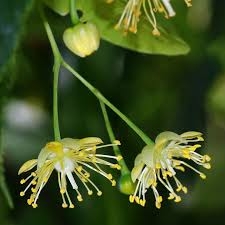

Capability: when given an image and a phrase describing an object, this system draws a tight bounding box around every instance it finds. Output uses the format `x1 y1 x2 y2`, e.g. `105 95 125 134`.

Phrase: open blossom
108 0 192 35
18 137 121 208
129 131 211 208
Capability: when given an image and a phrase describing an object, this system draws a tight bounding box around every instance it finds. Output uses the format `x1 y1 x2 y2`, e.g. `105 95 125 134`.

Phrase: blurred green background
1 0 225 225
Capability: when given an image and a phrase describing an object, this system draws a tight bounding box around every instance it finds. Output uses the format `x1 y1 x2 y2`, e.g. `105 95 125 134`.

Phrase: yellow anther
129 195 134 203
69 204 75 208
62 203 68 208
204 155 211 162
77 195 83 202
20 179 26 184
20 192 25 197
135 196 140 204
166 171 173 177
76 166 82 172
152 28 160 36
31 188 37 193
107 174 113 180
117 155 123 161
176 186 182 192
113 140 121 145
116 164 121 170
185 0 192 7
182 186 188 194
155 201 161 209
32 203 38 208
84 172 90 178
168 193 174 200
203 163 211 169
157 196 163 203
88 190 93 195
174 196 181 202
200 173 206 179
141 199 146 206
31 172 36 177
97 191 102 196
31 180 37 185
27 199 33 205
112 180 116 186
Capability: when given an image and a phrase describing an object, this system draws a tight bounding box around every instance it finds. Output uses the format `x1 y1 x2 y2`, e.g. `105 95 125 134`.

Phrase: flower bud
63 22 100 57
118 173 136 195
42 0 69 16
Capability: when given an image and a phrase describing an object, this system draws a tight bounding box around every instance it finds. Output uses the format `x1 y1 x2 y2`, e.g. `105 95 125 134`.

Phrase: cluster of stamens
107 0 192 35
18 137 121 208
129 131 211 208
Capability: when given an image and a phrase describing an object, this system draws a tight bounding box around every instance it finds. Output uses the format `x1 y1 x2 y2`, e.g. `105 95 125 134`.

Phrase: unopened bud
63 22 100 57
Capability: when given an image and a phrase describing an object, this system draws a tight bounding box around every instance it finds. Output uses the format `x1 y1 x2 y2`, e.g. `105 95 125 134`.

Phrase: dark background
1 0 225 224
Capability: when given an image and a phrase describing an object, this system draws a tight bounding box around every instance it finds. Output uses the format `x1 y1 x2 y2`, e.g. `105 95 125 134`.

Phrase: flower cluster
18 137 121 208
129 131 211 208
108 0 192 35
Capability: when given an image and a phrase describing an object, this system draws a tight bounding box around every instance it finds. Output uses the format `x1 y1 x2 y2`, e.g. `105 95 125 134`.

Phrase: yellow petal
18 159 37 175
141 145 154 168
60 138 79 150
134 153 143 166
78 137 103 148
155 131 181 146
131 162 144 182
180 131 203 139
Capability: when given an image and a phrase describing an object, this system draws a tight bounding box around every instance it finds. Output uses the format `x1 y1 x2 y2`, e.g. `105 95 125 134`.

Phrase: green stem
53 59 61 141
62 61 154 146
70 0 79 25
39 4 61 140
99 101 130 175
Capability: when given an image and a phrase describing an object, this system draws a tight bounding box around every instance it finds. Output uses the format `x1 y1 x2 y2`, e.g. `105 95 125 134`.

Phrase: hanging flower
109 0 192 35
129 131 211 208
18 137 121 208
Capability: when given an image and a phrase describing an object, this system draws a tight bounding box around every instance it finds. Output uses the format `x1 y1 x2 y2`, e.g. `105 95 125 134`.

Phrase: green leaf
76 0 190 55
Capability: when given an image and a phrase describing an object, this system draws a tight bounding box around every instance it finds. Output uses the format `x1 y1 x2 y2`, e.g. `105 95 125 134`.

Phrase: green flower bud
118 173 136 195
63 22 100 57
42 0 69 16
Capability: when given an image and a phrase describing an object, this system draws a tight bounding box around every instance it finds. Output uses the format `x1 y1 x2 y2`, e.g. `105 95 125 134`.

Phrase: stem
70 0 80 25
39 4 61 140
39 5 61 58
53 59 61 141
62 61 154 146
99 101 130 175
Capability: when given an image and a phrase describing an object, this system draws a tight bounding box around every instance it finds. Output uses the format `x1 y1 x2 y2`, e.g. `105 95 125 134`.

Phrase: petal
131 163 145 182
134 153 143 166
141 145 154 168
180 131 203 139
18 159 37 175
37 147 52 168
60 138 80 150
78 137 103 148
155 131 182 145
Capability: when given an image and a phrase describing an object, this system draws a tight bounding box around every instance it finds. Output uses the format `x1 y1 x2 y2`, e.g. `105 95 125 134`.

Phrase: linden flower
110 0 192 35
129 131 211 208
18 137 121 208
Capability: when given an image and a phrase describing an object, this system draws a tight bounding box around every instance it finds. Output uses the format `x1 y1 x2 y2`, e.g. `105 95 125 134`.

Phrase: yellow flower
129 131 211 208
18 137 121 208
110 0 192 35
